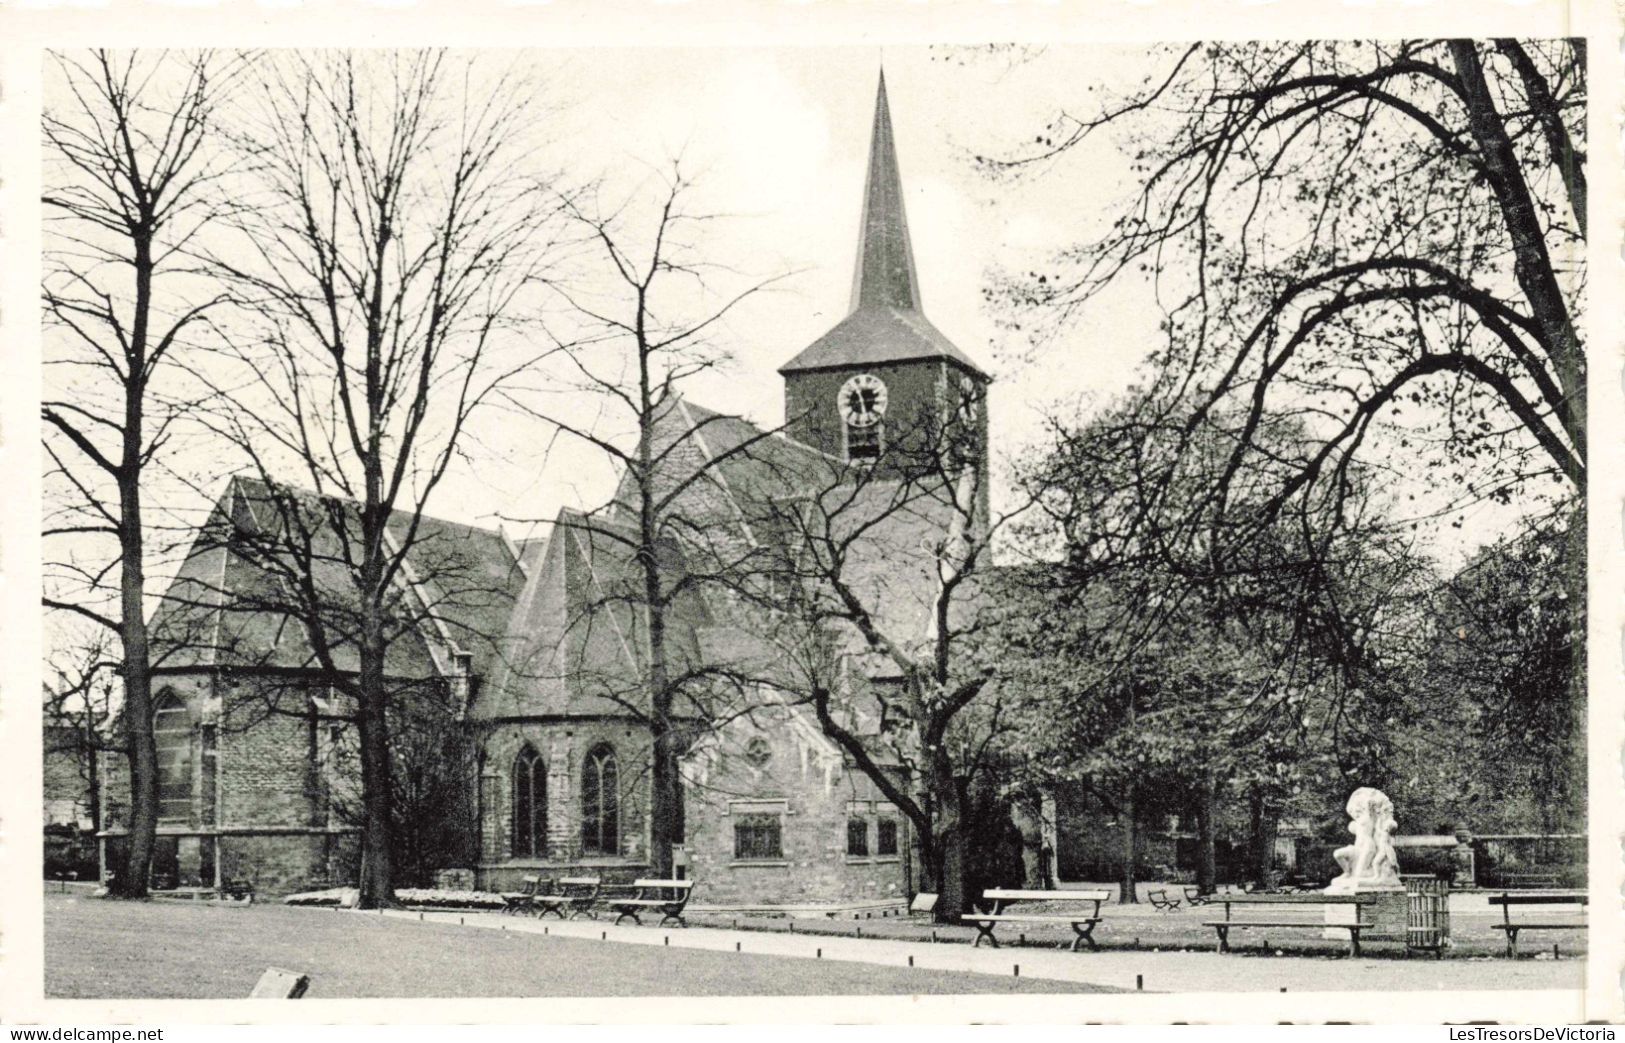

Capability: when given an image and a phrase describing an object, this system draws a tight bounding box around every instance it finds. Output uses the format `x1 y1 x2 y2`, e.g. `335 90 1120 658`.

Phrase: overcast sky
442 45 1174 546
42 43 1543 615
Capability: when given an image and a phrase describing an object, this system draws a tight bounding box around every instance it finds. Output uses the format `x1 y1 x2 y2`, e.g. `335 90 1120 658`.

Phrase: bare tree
42 50 237 897
513 163 791 874
744 385 1019 919
43 628 124 843
198 51 565 907
986 40 1584 551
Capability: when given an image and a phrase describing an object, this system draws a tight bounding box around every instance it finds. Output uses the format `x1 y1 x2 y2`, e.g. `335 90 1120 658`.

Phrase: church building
100 71 993 911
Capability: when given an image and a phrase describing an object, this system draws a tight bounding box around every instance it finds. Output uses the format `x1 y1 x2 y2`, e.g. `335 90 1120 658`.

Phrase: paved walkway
380 908 1585 994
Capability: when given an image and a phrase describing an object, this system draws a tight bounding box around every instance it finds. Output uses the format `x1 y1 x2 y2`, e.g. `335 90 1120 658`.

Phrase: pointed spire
849 69 922 314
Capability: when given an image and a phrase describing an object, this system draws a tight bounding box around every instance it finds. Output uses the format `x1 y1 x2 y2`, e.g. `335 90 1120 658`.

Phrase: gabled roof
148 477 525 682
475 505 714 720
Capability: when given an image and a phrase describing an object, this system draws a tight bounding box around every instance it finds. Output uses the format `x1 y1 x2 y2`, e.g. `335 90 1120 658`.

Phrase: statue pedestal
1324 888 1406 942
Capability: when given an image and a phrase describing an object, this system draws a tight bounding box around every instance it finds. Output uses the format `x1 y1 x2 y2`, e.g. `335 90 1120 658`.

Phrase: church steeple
778 70 986 380
849 70 922 314
778 67 990 477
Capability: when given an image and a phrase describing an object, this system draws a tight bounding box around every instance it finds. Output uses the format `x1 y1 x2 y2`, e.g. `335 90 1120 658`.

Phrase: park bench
1487 891 1587 956
535 876 603 920
1203 892 1375 957
605 879 695 927
500 875 548 916
1147 888 1182 912
962 888 1112 952
221 879 256 904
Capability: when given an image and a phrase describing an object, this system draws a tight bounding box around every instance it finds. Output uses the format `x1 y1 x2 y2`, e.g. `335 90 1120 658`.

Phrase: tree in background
197 51 566 907
42 50 239 897
516 162 790 875
1394 508 1585 833
744 383 1019 920
988 40 1584 556
42 631 123 879
1000 392 1427 894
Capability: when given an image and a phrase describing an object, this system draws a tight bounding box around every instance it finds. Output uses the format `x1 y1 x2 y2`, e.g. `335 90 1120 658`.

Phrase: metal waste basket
1403 874 1451 957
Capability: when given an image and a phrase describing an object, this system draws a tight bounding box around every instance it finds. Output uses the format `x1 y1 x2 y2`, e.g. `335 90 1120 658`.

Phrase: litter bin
1403 874 1450 957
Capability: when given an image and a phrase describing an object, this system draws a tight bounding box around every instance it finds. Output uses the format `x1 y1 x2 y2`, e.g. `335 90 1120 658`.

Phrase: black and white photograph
5 0 1620 1027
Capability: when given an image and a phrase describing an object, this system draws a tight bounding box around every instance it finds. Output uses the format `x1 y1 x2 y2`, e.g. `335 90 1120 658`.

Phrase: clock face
839 373 888 428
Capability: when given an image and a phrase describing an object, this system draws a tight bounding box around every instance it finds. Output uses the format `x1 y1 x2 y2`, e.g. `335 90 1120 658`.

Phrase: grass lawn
690 901 1589 961
43 895 1112 998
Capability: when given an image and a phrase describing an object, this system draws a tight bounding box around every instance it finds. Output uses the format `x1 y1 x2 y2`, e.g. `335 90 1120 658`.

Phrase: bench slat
1209 916 1371 922
983 889 1109 901
963 915 1101 923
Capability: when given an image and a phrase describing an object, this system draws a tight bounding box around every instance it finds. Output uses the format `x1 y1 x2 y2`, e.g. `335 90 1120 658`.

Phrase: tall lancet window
581 743 620 856
511 744 546 858
153 690 192 824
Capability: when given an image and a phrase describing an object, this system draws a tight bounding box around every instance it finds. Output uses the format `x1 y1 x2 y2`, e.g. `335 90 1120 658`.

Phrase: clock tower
779 70 990 486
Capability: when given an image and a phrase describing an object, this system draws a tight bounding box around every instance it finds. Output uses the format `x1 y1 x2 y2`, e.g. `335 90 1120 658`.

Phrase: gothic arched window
581 743 619 856
153 690 192 824
512 744 546 858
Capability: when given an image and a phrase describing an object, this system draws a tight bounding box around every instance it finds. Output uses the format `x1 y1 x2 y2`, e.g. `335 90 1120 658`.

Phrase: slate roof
148 477 526 682
777 71 989 381
778 305 988 378
477 506 714 720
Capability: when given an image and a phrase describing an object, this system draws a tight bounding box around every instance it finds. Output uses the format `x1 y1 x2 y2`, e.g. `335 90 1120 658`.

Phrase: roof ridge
230 473 509 541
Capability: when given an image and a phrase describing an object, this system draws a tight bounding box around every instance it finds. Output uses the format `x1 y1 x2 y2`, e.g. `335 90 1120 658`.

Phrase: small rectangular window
733 813 782 860
877 817 899 857
847 817 869 856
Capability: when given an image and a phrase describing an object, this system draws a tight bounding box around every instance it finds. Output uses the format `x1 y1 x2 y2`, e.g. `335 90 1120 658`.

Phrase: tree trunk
926 751 967 921
1119 784 1138 903
111 242 157 900
1010 794 1047 890
1196 772 1217 894
354 575 395 909
1449 40 1585 468
1248 788 1277 887
649 726 679 875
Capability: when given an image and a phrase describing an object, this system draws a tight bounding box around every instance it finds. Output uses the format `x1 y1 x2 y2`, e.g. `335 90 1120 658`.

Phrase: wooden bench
1203 892 1375 957
962 888 1111 952
1147 888 1182 912
606 879 695 927
535 876 603 920
1488 891 1587 956
501 875 548 916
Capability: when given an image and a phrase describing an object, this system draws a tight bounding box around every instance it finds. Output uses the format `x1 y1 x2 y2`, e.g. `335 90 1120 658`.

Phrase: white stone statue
1325 786 1402 892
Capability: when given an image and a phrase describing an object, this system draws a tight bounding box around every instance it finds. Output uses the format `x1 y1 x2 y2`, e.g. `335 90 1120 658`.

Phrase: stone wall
98 671 373 894
679 704 910 908
476 720 652 866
